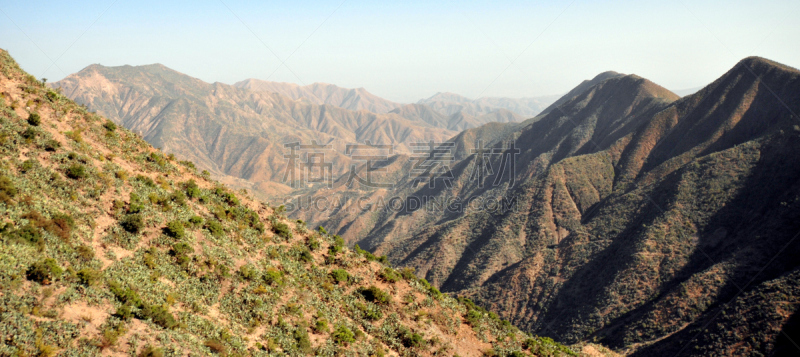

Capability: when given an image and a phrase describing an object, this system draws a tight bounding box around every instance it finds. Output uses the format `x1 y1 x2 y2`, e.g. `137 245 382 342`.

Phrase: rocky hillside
0 49 589 356
312 57 800 356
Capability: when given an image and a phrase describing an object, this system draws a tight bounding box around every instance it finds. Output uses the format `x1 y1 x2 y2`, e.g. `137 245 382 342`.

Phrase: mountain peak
735 55 800 75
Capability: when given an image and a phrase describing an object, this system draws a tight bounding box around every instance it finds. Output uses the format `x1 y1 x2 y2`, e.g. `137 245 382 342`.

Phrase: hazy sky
2 0 798 102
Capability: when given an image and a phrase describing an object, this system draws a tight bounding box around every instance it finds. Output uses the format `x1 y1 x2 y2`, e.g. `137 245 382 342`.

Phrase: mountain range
294 57 800 356
52 65 558 200
45 50 800 356
0 48 598 356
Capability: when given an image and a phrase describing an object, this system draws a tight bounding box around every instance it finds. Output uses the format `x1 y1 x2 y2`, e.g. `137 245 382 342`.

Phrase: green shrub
76 245 95 261
294 329 312 353
263 267 284 286
65 164 87 179
99 322 127 349
399 329 424 348
357 303 383 321
27 112 41 126
185 180 201 199
163 220 185 239
140 304 178 329
135 175 156 187
400 267 416 280
418 278 442 298
138 345 164 357
272 221 291 240
172 242 193 256
465 310 483 327
332 325 355 345
239 264 258 281
43 139 60 151
109 282 177 329
27 258 63 284
103 120 117 131
299 249 313 263
330 269 349 284
314 318 329 333
14 224 44 247
307 236 320 251
120 214 144 234
358 285 390 305
205 220 224 237
188 215 203 226
19 159 36 173
77 268 102 286
21 127 37 140
379 268 401 283
0 175 17 202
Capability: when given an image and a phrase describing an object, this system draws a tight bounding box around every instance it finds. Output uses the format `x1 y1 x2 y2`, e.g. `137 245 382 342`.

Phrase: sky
1 0 798 103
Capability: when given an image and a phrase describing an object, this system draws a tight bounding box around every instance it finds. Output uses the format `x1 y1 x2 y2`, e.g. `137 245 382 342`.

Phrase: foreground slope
0 50 580 356
318 58 800 355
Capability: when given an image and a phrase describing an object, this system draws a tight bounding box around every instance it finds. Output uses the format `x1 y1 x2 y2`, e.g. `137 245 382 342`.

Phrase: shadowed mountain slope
313 57 800 356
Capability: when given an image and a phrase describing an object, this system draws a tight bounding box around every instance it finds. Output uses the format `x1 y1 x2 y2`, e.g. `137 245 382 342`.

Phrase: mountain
418 92 559 118
537 71 625 117
310 57 800 356
0 49 589 356
234 79 403 114
237 80 536 130
52 64 456 199
390 104 524 131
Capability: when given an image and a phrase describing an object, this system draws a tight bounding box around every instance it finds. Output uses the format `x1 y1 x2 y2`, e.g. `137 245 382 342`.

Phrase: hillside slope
0 50 582 356
315 57 800 355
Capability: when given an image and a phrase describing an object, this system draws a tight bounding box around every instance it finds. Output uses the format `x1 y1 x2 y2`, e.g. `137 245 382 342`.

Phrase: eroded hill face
313 58 800 355
0 50 587 356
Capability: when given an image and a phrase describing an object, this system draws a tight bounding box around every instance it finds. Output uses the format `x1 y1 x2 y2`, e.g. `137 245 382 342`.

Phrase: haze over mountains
47 53 800 356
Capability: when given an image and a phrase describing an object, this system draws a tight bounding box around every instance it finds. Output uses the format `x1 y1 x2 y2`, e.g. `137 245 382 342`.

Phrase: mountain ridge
306 56 800 356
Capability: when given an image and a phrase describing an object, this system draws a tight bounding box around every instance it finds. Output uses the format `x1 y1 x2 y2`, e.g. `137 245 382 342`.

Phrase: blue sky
2 0 798 102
